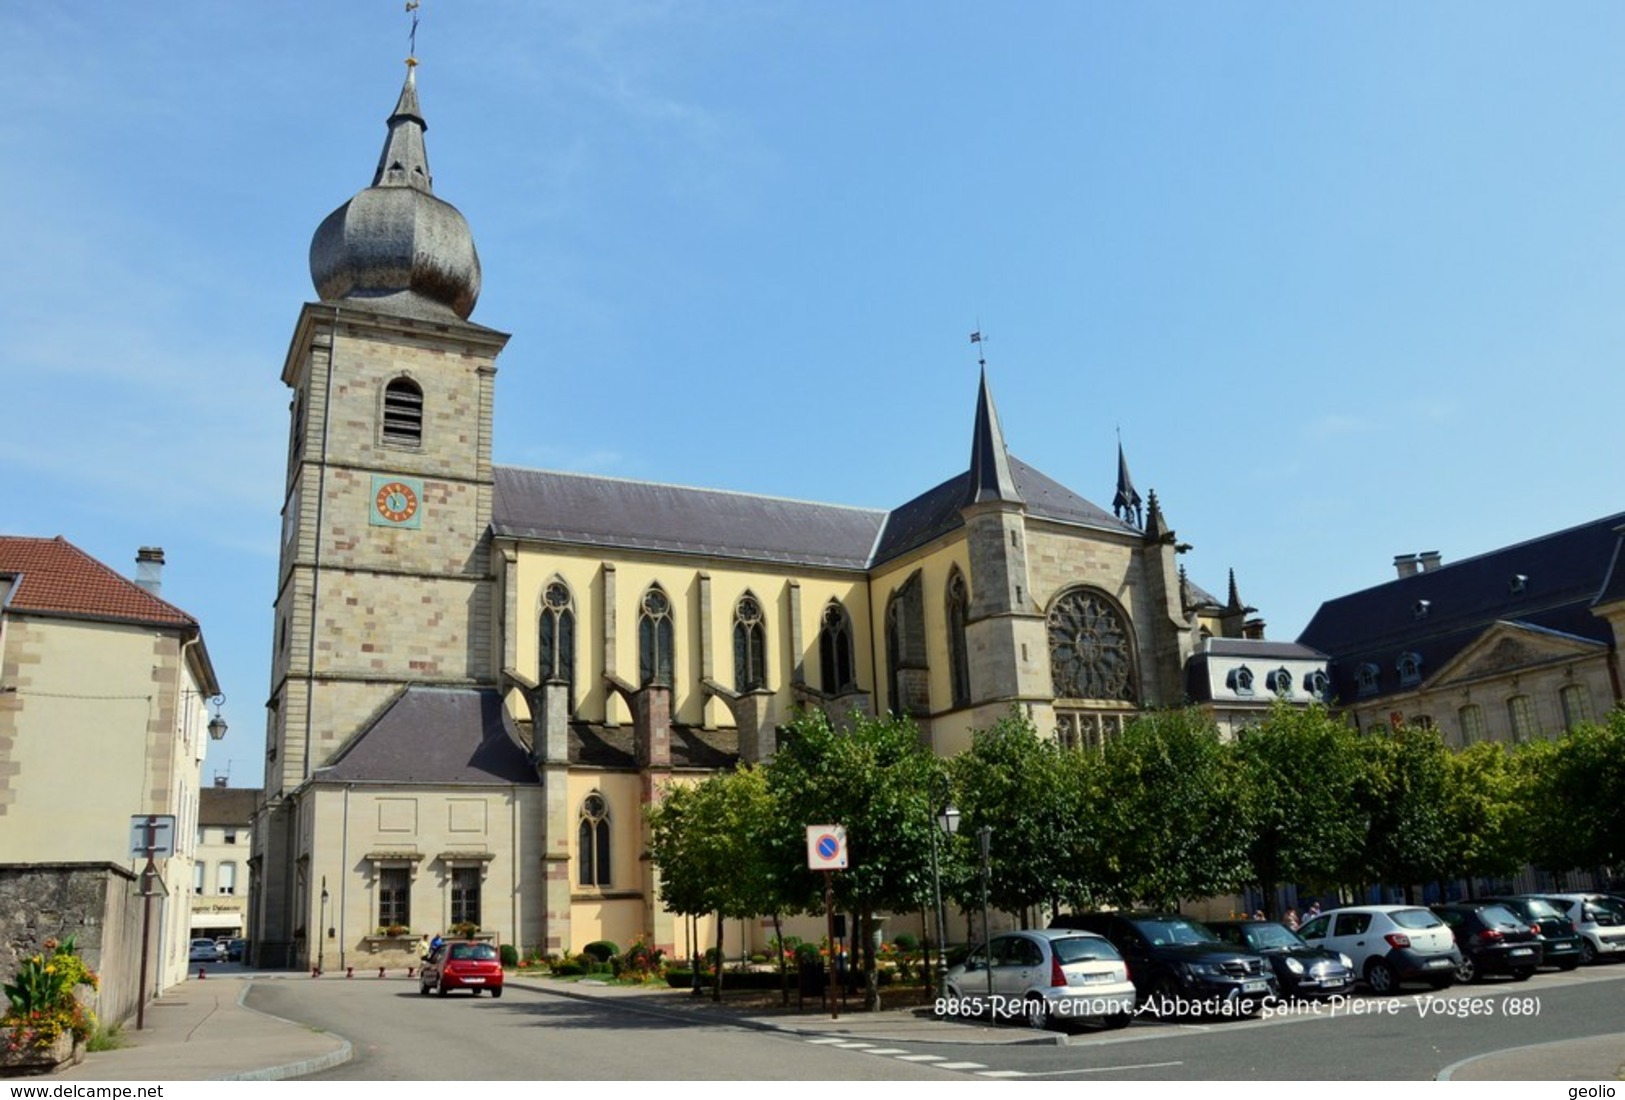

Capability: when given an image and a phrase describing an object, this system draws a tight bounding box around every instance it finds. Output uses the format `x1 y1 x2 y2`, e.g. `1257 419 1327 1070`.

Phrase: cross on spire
406 1 421 64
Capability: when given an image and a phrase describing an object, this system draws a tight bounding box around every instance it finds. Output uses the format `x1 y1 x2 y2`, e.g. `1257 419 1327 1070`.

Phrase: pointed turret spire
372 61 432 192
1113 432 1143 528
963 368 1023 507
1226 568 1243 612
1143 488 1169 542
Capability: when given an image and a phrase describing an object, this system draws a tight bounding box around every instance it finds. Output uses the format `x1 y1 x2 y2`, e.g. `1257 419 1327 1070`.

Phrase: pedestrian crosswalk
800 1037 1016 1077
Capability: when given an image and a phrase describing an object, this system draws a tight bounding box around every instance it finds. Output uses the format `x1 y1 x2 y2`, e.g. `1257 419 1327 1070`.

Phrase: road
243 963 1625 1081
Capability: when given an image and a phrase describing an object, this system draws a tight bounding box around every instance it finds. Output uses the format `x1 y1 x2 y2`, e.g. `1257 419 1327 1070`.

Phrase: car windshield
1517 898 1562 921
1243 923 1305 950
1052 937 1120 964
1133 918 1218 946
1390 908 1444 930
1584 901 1624 925
449 943 498 961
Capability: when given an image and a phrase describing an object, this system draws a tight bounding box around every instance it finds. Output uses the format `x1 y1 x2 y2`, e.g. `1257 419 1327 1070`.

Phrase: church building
250 60 1276 969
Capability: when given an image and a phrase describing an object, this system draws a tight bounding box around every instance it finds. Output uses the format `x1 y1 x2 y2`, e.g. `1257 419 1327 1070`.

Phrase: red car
419 941 504 997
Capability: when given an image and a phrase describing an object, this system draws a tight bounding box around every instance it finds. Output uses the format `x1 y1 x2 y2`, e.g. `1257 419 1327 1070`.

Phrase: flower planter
0 1028 81 1076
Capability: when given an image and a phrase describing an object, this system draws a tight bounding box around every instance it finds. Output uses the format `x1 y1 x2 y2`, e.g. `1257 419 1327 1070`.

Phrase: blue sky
5 2 1624 789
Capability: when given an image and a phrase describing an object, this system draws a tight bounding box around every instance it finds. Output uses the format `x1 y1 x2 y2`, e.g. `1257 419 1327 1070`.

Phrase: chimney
1418 550 1443 573
135 547 165 597
213 775 229 788
1394 553 1420 579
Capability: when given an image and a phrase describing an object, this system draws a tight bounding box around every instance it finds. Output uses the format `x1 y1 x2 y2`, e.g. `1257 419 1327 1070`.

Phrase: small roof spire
1112 429 1143 528
963 350 1023 507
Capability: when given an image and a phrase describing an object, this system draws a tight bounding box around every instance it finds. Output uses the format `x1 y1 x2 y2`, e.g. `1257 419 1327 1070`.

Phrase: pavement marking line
861 1048 910 1055
978 1070 1029 1078
1014 1060 1185 1077
933 1061 988 1071
804 1038 849 1044
832 1041 876 1048
894 1054 947 1062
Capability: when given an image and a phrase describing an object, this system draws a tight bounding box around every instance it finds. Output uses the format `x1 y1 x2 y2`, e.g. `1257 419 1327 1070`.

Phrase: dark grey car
1051 911 1277 1016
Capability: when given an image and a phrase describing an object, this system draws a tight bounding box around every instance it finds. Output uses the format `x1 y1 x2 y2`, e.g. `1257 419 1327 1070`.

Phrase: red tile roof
0 535 196 628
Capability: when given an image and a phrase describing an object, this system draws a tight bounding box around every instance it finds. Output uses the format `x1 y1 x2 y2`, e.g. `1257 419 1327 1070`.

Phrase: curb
220 978 354 1082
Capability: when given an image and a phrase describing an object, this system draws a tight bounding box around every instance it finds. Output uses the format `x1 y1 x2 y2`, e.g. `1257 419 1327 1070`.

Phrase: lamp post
317 878 329 975
926 774 960 1004
978 825 993 1002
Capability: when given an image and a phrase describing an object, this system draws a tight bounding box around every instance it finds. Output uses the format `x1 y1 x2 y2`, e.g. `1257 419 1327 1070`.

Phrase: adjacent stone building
251 60 1279 969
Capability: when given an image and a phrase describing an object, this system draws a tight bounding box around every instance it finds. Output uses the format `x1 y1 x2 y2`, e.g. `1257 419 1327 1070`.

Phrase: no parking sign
806 825 848 870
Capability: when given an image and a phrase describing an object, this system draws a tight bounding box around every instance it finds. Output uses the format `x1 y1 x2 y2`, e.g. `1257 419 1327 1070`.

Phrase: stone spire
1113 435 1143 527
963 368 1023 507
309 61 483 321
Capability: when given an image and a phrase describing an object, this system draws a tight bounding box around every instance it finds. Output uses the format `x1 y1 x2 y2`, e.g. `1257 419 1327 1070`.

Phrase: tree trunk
713 912 725 1003
773 912 788 1006
861 910 880 1012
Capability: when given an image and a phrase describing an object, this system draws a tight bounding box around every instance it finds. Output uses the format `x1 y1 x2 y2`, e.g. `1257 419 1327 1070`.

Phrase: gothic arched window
577 792 610 887
381 377 424 446
734 592 767 692
1046 588 1137 702
538 580 576 709
946 570 971 709
818 600 856 694
638 585 675 687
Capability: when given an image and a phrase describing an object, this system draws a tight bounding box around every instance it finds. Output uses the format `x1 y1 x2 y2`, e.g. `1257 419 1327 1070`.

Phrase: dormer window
1356 663 1380 698
1509 574 1527 595
1305 669 1330 699
1413 599 1431 620
1397 652 1422 687
1227 665 1255 696
1266 668 1293 697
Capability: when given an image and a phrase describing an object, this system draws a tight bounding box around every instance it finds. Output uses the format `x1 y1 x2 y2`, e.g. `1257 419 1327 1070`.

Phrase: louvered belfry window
382 378 424 445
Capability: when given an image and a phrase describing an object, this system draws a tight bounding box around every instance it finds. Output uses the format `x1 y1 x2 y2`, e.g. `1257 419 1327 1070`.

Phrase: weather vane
969 325 988 370
406 1 421 65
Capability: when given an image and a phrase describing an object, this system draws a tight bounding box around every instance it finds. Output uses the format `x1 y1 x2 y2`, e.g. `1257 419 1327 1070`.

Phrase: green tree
1352 724 1454 901
1093 708 1250 910
1233 703 1367 913
1442 740 1528 893
949 711 1086 922
1521 711 1625 879
765 708 942 1011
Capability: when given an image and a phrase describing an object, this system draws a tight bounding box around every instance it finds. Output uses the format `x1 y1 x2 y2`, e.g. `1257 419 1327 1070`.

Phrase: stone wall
0 863 147 1029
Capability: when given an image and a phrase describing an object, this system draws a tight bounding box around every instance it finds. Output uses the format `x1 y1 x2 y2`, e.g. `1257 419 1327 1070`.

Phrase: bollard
408 967 415 978
197 966 206 980
346 966 354 978
311 965 320 978
378 967 386 979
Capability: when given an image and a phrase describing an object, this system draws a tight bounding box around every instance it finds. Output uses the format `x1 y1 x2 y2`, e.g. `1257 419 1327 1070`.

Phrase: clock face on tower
370 475 424 529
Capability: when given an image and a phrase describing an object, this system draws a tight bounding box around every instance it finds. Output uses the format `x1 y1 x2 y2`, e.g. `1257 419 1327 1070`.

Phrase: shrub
552 961 585 977
1 936 99 1051
665 968 695 988
892 933 919 953
793 943 822 966
582 941 618 963
749 953 768 965
498 944 519 968
615 938 664 978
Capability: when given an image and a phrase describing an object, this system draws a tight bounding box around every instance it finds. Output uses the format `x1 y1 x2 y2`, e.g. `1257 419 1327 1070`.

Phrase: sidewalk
38 970 1625 1081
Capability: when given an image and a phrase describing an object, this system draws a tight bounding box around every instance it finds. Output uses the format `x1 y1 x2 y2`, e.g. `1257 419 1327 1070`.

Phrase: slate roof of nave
0 535 197 628
1296 510 1625 703
492 457 1138 572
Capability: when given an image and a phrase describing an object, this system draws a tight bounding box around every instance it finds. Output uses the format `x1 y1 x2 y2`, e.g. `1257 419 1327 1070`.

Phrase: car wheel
491 987 503 999
1023 995 1050 1031
1150 973 1182 1017
1511 968 1533 982
1365 958 1398 995
436 976 448 997
418 980 429 996
1455 954 1479 984
1581 939 1599 965
1102 1010 1133 1030
470 987 481 996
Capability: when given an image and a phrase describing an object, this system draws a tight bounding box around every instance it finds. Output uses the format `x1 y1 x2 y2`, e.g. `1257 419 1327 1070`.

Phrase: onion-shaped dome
309 63 481 320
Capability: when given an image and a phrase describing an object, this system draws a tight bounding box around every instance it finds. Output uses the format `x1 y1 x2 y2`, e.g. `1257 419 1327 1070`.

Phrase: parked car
1538 894 1625 965
1482 896 1583 971
226 938 248 962
1204 919 1355 999
419 940 504 997
943 928 1136 1031
188 937 220 963
1295 905 1460 994
1050 912 1276 1015
1431 902 1542 983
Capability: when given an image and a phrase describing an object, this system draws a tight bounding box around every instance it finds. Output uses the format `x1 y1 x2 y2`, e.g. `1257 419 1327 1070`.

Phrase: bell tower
254 59 510 965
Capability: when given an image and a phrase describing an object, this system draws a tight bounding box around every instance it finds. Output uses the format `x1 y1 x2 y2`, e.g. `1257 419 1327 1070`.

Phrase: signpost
806 826 847 1020
130 815 175 1030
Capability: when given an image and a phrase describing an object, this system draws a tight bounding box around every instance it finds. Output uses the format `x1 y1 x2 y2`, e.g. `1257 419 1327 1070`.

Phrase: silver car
1541 894 1625 965
944 928 1137 1030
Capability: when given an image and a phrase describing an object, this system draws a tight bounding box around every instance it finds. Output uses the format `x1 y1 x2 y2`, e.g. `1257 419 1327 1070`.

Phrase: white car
944 928 1137 1030
188 937 220 963
1296 905 1461 994
1540 894 1625 965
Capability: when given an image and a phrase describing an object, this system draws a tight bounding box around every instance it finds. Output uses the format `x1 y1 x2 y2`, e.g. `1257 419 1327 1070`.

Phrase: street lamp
206 695 228 742
978 825 993 1002
317 878 329 975
926 775 960 1004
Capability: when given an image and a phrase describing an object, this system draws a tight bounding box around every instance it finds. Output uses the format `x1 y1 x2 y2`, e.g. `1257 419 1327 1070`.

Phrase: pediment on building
1431 621 1606 688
